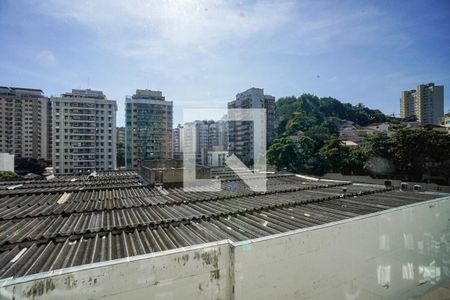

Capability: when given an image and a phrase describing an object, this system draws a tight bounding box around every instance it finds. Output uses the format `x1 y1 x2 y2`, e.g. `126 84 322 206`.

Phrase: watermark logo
182 108 267 192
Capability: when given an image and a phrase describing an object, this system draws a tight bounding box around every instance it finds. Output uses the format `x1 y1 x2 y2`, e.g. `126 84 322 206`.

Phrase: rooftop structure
208 151 228 167
62 89 106 99
339 121 391 145
138 159 211 185
0 170 446 283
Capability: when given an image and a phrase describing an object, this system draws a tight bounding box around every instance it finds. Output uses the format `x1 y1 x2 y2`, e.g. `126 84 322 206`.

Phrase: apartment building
208 120 227 149
182 121 207 165
125 89 173 169
179 120 228 165
116 127 125 145
400 83 444 125
116 127 126 168
227 87 276 165
0 87 51 160
51 89 117 174
207 150 227 167
441 112 450 134
400 90 415 119
172 124 183 160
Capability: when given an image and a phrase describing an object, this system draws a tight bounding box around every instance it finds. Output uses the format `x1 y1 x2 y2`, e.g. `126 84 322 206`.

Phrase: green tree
15 158 44 175
319 137 350 172
275 93 389 138
267 136 326 175
285 114 320 134
390 127 450 181
322 117 341 135
267 137 298 170
364 132 394 159
0 171 18 180
295 137 327 174
304 125 330 148
342 147 368 175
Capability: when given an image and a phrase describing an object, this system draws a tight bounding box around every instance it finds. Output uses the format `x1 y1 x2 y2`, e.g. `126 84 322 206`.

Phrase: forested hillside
268 94 450 184
276 94 390 136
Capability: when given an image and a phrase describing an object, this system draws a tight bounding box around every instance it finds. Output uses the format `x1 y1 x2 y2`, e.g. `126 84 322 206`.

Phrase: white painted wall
233 195 450 300
208 151 227 167
0 242 231 300
1 196 449 300
0 153 14 172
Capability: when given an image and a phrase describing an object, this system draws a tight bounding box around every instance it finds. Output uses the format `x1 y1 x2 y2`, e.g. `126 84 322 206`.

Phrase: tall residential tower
0 87 51 160
51 89 117 174
227 88 275 165
400 83 444 125
125 90 173 169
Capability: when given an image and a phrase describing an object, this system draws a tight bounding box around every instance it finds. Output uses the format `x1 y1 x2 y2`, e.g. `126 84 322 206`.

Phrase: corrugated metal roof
0 171 443 279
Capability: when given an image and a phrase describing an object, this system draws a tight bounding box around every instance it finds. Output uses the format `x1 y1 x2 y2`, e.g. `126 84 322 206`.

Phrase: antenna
87 77 90 88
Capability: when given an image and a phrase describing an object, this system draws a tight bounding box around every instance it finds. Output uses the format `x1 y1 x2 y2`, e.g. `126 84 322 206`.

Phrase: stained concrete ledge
1 196 449 300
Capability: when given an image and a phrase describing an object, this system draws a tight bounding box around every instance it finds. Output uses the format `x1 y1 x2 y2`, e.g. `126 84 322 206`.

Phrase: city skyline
1 2 450 297
1 0 449 127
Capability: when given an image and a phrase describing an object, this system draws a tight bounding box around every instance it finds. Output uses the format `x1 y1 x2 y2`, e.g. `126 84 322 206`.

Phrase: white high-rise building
182 120 209 165
180 120 228 165
400 83 444 125
228 88 275 165
51 89 117 174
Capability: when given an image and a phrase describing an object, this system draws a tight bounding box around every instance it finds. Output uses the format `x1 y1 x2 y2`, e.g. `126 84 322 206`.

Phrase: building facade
172 124 183 160
116 127 125 145
227 88 275 165
125 90 173 169
182 121 207 165
441 112 450 134
116 127 126 168
51 89 117 174
400 83 444 125
400 90 415 119
0 87 51 160
180 120 228 165
207 150 227 167
208 120 227 150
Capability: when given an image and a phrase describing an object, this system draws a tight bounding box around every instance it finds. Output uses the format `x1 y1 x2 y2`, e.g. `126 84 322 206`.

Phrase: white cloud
36 1 403 63
36 0 299 100
35 50 56 64
34 0 414 125
38 0 295 57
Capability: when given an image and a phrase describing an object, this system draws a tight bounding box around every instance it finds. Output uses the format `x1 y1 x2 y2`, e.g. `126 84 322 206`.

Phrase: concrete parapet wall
233 195 450 299
322 173 450 192
0 242 231 300
1 196 450 299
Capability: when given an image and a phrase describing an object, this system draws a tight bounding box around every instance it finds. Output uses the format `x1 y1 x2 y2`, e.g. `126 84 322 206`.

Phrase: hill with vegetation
268 94 450 184
276 94 390 136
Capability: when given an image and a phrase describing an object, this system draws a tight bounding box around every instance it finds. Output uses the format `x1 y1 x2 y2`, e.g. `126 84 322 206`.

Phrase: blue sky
1 0 449 126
